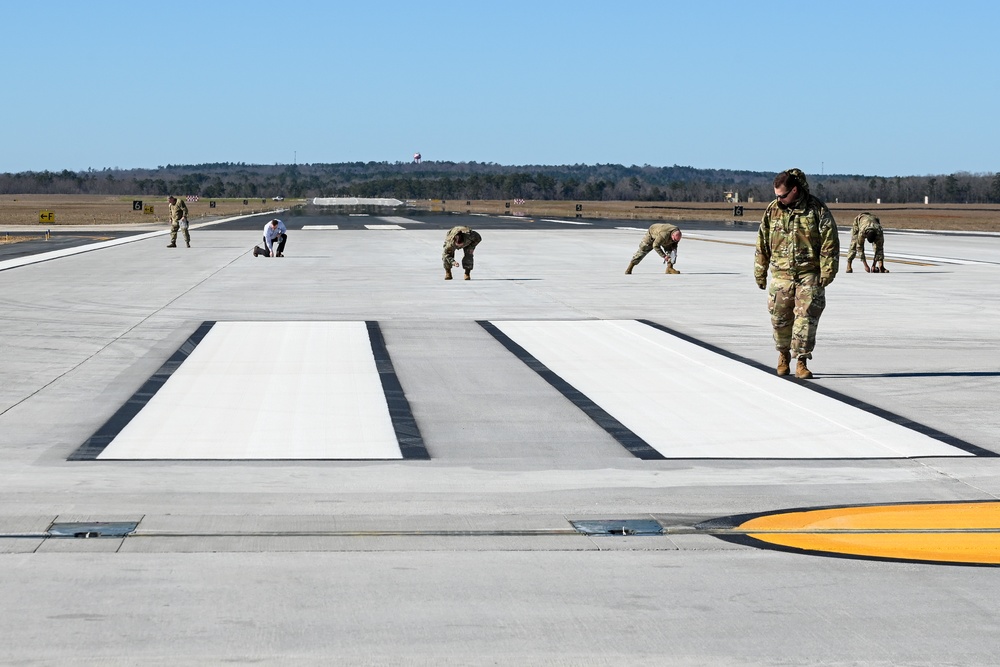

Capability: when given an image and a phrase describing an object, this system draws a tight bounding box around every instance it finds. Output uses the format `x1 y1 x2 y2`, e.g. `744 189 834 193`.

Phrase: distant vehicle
272 196 285 201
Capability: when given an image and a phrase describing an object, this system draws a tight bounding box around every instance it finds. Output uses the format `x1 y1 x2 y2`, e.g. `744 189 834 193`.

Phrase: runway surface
2 209 1000 664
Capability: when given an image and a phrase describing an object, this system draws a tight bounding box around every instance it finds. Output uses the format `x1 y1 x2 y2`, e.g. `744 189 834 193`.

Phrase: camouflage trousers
767 272 826 359
630 234 662 265
442 247 474 271
170 219 190 244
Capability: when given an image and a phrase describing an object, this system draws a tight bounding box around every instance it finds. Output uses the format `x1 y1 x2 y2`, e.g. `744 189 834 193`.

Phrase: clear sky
3 0 997 177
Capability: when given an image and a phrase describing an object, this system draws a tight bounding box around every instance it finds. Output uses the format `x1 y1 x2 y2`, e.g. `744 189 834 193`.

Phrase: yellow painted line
735 501 1000 565
745 532 1000 564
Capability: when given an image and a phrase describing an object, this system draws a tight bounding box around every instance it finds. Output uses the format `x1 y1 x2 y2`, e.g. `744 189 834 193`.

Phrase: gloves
820 274 834 287
756 278 766 290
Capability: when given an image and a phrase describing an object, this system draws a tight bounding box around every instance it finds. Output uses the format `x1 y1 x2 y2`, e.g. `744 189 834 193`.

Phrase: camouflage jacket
168 199 189 223
850 213 884 263
443 226 481 253
754 193 839 283
648 223 680 258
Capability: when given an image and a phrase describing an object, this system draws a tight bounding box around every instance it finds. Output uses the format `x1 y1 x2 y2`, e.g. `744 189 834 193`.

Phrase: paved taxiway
2 209 1000 664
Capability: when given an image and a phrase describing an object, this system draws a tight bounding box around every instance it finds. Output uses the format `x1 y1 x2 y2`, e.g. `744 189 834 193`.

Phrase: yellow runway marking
734 501 1000 565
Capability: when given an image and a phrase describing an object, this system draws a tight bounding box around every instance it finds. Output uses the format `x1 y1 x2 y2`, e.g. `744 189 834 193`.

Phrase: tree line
2 162 1000 204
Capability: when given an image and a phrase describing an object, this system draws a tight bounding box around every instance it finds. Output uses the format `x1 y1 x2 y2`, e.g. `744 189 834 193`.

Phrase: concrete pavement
2 210 999 665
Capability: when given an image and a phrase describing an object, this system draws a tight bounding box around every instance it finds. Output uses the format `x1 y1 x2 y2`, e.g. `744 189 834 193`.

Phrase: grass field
0 194 291 227
1 194 998 233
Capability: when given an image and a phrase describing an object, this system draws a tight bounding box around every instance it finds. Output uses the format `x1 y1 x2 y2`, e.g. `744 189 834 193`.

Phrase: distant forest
3 161 1000 204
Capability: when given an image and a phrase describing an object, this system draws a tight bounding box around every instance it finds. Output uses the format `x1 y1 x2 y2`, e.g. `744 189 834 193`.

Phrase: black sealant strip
477 320 665 460
69 321 217 461
366 321 430 460
636 319 997 458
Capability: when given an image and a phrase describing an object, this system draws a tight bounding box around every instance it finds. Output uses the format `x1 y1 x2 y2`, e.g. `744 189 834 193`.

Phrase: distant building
723 191 740 203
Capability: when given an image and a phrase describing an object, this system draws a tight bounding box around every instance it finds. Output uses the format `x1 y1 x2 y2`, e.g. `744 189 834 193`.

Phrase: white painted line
491 320 971 459
541 219 592 225
98 321 402 460
302 225 340 230
377 216 424 224
883 253 983 265
363 224 405 230
349 213 370 217
0 212 275 272
614 227 648 232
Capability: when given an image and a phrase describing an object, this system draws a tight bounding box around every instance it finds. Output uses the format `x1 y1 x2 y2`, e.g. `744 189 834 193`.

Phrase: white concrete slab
98 321 402 460
363 224 405 230
490 319 972 459
301 225 340 230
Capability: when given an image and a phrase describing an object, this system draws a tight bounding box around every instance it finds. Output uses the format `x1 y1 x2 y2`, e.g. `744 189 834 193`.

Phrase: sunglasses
775 187 796 201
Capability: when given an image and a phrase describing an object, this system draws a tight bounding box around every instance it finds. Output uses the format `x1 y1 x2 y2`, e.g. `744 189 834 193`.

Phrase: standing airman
754 169 839 379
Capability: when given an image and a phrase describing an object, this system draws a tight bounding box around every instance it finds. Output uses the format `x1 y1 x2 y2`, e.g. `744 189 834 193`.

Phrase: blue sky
3 1 997 177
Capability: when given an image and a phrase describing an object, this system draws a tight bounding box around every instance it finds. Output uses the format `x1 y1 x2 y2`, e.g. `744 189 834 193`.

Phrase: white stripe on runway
490 320 972 459
364 224 405 230
541 219 593 225
302 225 340 230
98 322 402 460
377 216 424 224
884 253 984 265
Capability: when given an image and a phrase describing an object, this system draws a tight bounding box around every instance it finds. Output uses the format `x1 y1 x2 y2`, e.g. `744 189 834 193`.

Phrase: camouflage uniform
630 223 680 266
754 171 839 360
847 212 884 264
442 226 482 271
168 197 190 246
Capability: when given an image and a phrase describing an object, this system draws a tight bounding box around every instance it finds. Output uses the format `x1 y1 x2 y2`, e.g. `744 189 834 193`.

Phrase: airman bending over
626 223 683 274
442 226 481 280
846 212 887 273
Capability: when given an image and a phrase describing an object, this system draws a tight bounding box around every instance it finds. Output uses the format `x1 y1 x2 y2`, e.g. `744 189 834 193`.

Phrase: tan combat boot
845 259 853 273
445 268 453 280
796 357 813 379
464 270 471 281
665 264 680 274
625 261 635 275
777 350 791 377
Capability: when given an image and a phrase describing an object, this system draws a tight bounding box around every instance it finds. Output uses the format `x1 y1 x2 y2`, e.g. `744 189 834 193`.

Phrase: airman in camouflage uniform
754 169 839 379
626 223 683 274
846 212 887 273
442 226 481 280
167 195 190 248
